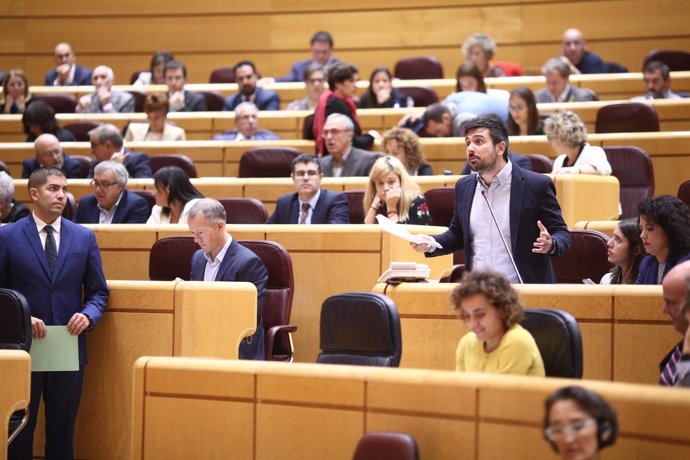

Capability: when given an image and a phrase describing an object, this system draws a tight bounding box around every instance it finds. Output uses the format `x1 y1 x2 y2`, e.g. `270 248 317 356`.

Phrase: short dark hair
461 115 510 160
638 195 690 262
455 62 486 93
543 386 618 451
421 103 451 127
291 154 321 175
164 60 187 78
234 60 257 77
327 62 358 90
28 166 65 191
311 31 334 47
153 166 204 214
643 60 671 80
150 51 174 74
508 87 540 136
22 100 59 137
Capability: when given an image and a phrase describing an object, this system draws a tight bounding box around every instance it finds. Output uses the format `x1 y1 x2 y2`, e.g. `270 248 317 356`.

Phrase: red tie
299 203 310 224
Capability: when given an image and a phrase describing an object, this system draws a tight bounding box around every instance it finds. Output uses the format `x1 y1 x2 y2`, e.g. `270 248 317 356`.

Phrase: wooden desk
0 350 30 460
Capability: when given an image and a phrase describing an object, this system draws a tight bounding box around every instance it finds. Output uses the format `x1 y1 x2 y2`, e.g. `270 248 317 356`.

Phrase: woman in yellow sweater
450 270 545 376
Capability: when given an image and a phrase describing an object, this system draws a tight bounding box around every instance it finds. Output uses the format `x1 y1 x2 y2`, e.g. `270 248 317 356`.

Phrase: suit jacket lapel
22 218 52 278
289 196 300 224
53 219 73 278
341 149 355 176
509 166 525 251
311 190 327 224
215 239 238 281
111 190 128 223
459 176 476 248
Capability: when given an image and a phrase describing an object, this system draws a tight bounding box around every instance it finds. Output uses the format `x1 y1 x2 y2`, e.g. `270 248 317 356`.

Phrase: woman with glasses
363 156 431 225
146 166 204 225
450 270 544 376
286 64 326 111
543 386 618 460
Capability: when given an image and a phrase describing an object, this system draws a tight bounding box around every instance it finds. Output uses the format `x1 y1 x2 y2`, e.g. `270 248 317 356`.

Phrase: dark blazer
190 239 268 360
267 189 350 224
170 90 206 112
417 163 434 176
22 153 86 179
1 200 30 223
430 164 570 283
25 128 76 144
223 87 281 111
44 64 92 86
576 51 607 74
276 57 341 83
321 147 381 177
88 151 152 179
74 189 150 224
635 253 690 284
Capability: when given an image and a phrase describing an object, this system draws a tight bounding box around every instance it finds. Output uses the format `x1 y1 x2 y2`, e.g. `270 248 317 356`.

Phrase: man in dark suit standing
321 114 381 177
164 60 207 112
411 116 570 283
188 198 268 360
75 161 149 224
22 133 85 179
44 42 92 86
268 154 349 224
1 167 109 460
87 124 152 178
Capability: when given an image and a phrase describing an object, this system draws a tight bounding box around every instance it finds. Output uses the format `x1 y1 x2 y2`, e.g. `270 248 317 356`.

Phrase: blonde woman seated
451 270 545 376
363 156 431 225
124 93 186 141
545 111 611 175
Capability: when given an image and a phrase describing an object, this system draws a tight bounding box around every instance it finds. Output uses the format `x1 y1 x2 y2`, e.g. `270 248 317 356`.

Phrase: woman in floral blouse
363 156 431 225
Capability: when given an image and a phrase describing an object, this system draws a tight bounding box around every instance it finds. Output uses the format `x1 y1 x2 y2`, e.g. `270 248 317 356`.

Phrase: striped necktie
299 203 310 224
659 343 682 385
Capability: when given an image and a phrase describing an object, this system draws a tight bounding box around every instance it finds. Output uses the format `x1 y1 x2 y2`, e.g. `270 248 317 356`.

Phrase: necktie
45 225 57 271
660 343 682 385
299 203 310 224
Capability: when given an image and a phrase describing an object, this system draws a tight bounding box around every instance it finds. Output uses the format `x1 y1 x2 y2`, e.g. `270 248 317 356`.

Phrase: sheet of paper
30 326 79 372
376 214 442 249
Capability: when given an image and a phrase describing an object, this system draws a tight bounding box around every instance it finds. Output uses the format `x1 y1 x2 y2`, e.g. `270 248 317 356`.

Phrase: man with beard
411 115 570 283
223 60 280 111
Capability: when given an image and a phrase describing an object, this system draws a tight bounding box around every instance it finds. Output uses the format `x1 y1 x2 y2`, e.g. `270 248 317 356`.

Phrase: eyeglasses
90 180 119 190
321 128 347 138
544 419 595 441
293 170 319 178
307 78 324 84
237 114 257 120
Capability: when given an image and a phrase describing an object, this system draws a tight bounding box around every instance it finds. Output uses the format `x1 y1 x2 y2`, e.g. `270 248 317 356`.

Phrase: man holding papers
0 166 109 460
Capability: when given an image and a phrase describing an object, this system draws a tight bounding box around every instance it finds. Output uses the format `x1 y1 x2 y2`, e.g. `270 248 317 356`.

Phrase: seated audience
88 124 152 178
147 166 204 225
1 69 33 114
382 127 432 176
275 31 341 83
23 133 84 179
313 62 375 155
632 61 684 101
267 154 349 224
22 100 76 143
545 111 612 175
450 270 545 376
133 50 174 86
561 28 607 74
214 102 279 141
44 42 92 86
508 87 544 136
187 198 267 360
659 260 690 386
286 64 326 111
543 386 618 460
165 60 207 112
125 93 186 141
357 67 407 108
600 218 646 284
636 195 690 284
454 62 487 92
75 161 149 224
363 156 431 225
77 65 135 113
0 172 30 223
536 57 597 103
461 33 506 77
443 63 509 125
320 114 381 177
223 60 279 111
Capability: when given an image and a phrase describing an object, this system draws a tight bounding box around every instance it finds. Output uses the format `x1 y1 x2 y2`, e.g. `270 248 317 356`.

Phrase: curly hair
638 195 690 262
449 270 524 330
462 33 497 60
508 87 540 136
363 156 420 223
607 218 646 284
544 110 588 148
455 62 486 93
382 127 425 173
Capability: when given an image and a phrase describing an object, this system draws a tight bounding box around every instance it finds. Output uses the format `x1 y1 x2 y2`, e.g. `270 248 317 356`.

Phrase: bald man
22 133 85 179
44 42 93 86
561 28 606 74
660 260 690 386
76 65 134 113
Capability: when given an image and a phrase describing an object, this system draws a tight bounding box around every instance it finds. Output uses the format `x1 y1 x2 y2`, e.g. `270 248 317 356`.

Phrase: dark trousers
8 367 84 460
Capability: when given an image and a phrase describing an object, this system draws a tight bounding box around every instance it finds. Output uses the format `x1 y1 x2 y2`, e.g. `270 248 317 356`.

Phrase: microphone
480 190 524 284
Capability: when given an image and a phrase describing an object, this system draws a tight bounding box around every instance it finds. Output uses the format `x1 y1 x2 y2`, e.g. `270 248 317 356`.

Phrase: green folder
29 326 79 372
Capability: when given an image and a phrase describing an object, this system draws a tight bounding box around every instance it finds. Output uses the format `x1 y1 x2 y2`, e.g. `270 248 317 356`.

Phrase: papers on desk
375 215 443 249
30 326 79 372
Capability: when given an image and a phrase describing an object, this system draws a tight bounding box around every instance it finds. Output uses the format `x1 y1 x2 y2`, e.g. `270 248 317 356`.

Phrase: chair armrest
266 324 298 362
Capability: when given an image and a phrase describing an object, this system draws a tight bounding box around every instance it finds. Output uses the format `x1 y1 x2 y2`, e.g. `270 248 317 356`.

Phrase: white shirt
551 143 612 175
147 198 201 225
202 235 232 281
298 189 321 224
33 213 61 252
468 161 518 282
98 191 124 224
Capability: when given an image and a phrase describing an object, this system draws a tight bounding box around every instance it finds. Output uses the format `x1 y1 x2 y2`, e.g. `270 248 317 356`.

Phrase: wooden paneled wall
1 1 689 86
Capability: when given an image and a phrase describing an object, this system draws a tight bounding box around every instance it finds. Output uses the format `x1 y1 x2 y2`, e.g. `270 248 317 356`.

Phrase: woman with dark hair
147 166 204 225
508 86 543 136
444 63 510 125
636 195 690 284
450 270 544 376
1 69 33 114
455 62 487 93
124 93 186 141
312 62 374 155
21 100 76 142
543 386 618 460
357 67 407 109
133 50 175 86
600 218 646 284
